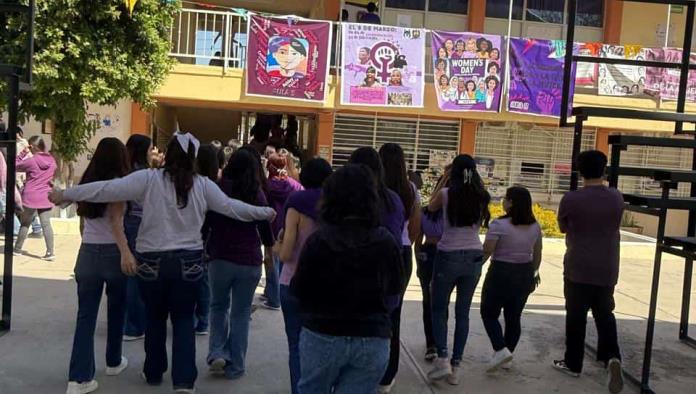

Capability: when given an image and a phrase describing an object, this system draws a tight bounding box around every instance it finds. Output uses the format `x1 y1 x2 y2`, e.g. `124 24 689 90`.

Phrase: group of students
47 129 626 394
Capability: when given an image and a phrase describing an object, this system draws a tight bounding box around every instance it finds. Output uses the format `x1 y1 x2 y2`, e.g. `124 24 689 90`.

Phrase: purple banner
508 38 576 117
430 31 505 112
660 49 696 101
341 23 425 107
246 15 331 102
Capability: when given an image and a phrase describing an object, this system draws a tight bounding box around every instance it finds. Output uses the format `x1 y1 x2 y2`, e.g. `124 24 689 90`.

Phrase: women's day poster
341 23 425 107
246 15 331 102
508 38 576 117
431 31 505 112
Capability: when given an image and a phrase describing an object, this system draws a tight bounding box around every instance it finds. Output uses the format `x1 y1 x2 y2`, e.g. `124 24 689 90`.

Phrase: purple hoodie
16 151 57 209
267 176 304 236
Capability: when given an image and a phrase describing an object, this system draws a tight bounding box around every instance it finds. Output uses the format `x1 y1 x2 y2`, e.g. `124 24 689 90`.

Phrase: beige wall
633 210 690 238
620 3 695 48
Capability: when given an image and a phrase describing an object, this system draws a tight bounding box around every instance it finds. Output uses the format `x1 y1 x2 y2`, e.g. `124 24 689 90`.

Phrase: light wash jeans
207 260 261 379
298 328 390 394
431 249 483 365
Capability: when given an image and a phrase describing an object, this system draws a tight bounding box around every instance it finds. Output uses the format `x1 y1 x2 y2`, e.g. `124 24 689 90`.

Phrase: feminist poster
341 23 425 107
430 31 505 112
660 48 696 101
246 15 331 102
597 45 645 96
508 38 576 117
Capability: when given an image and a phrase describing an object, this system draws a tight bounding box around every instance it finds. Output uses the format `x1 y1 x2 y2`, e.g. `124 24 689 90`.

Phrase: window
429 0 468 14
385 0 426 11
526 0 564 24
195 30 222 65
577 0 603 27
486 0 523 20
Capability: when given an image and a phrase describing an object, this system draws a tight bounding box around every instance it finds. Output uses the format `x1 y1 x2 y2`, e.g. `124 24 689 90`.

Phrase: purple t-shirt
485 218 541 264
558 185 624 287
421 210 443 239
380 189 405 245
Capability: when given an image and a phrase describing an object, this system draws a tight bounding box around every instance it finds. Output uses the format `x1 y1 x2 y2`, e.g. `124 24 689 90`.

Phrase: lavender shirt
437 188 482 252
82 216 116 245
485 218 541 264
421 210 443 239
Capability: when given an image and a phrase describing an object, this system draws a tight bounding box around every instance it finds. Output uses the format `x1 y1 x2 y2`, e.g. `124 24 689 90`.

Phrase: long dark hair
163 136 196 209
379 143 415 215
447 154 490 227
299 157 333 189
501 186 536 225
320 164 379 228
220 149 261 205
239 145 268 195
349 147 394 212
77 138 131 219
197 144 220 182
126 134 151 170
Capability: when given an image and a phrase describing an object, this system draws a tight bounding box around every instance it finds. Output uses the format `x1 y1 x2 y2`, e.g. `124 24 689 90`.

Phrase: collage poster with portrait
245 15 331 102
431 31 505 112
341 23 425 107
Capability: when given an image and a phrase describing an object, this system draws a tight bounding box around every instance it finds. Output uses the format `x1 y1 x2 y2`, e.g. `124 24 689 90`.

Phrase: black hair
289 39 307 57
477 38 492 52
435 58 447 68
487 62 499 73
408 170 423 190
286 116 299 136
447 154 491 227
197 144 220 182
163 136 196 209
485 75 500 89
28 135 47 152
342 9 349 21
251 124 270 143
220 149 261 205
320 164 379 228
367 2 377 13
126 134 152 170
77 138 131 219
501 186 536 226
366 66 376 74
349 147 394 213
577 150 607 180
239 145 268 194
379 143 415 215
299 157 333 189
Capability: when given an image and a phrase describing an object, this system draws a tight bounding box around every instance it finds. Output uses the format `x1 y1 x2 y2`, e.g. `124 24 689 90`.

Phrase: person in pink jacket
14 136 58 260
0 149 22 235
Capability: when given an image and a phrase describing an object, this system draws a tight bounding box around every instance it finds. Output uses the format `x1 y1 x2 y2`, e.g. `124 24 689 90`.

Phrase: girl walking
66 138 135 394
481 186 542 372
14 136 57 260
427 154 491 385
50 133 275 393
274 158 333 394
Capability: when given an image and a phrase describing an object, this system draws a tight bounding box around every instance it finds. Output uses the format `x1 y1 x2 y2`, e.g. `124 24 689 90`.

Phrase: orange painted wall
595 128 611 154
468 0 486 33
130 103 150 135
604 0 623 44
316 112 335 161
324 0 340 20
459 121 477 154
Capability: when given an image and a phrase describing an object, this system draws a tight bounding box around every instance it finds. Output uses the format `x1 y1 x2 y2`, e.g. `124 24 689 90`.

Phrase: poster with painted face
508 38 576 117
246 15 331 102
431 31 504 112
597 45 646 97
341 23 425 107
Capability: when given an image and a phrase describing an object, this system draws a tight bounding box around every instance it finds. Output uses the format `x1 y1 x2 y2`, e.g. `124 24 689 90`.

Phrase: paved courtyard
0 235 695 393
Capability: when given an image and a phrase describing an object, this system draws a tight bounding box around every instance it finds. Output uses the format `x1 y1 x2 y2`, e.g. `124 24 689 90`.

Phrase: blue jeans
431 249 483 364
0 191 20 236
263 254 281 308
298 328 390 394
68 244 127 382
207 260 261 379
137 250 203 389
194 264 210 332
123 215 145 337
280 284 301 394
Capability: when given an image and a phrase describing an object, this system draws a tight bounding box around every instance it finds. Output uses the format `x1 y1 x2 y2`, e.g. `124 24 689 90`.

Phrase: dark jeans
416 243 437 349
137 250 204 389
564 279 621 373
263 254 281 308
380 245 413 386
194 264 210 332
68 244 127 383
280 284 301 394
431 249 483 364
124 215 145 337
480 261 534 352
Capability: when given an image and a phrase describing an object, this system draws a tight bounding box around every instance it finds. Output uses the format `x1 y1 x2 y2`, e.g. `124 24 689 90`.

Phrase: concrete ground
0 235 695 393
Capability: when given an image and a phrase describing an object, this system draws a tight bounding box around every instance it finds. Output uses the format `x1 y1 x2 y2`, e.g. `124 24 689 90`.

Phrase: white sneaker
427 357 452 381
123 334 144 342
607 358 624 393
173 388 196 393
105 356 128 376
446 365 460 385
501 359 513 370
66 380 99 394
487 348 513 373
209 358 226 374
377 381 393 393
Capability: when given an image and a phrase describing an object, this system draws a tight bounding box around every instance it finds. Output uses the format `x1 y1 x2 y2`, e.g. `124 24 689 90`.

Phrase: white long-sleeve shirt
64 168 275 253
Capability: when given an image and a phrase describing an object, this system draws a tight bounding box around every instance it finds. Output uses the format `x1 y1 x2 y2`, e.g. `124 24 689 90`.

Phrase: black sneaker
552 360 580 377
425 347 437 362
607 358 624 393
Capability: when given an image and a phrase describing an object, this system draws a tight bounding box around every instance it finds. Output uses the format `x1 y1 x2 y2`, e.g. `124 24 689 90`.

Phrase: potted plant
621 212 644 235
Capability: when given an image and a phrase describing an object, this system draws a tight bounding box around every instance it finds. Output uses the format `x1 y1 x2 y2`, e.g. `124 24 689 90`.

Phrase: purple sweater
267 176 304 236
16 151 57 209
380 189 406 245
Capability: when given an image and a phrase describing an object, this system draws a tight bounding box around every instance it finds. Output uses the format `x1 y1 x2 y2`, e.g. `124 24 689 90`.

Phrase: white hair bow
463 168 473 184
175 131 200 157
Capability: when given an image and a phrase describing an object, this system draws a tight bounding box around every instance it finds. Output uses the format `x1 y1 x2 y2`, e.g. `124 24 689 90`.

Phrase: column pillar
130 102 150 135
316 112 335 163
604 0 624 44
595 128 611 155
459 120 478 155
468 0 486 33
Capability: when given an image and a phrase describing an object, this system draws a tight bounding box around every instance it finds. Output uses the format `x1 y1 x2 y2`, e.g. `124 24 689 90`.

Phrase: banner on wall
597 45 645 97
245 15 332 102
508 38 576 117
341 23 425 107
660 48 696 101
575 42 601 86
430 31 505 112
